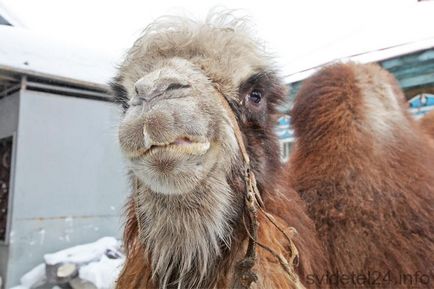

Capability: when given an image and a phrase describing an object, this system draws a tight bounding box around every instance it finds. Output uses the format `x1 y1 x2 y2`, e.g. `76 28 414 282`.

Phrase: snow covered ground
10 237 124 289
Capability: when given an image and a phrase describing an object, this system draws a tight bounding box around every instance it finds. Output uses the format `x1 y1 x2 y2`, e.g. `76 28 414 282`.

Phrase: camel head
111 14 287 288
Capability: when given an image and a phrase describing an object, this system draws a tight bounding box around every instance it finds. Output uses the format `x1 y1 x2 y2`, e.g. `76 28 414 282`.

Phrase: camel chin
127 140 216 195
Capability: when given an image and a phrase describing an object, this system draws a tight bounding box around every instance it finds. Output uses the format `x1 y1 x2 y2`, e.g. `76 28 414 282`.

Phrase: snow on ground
79 255 124 289
19 264 46 289
10 237 124 289
44 237 120 265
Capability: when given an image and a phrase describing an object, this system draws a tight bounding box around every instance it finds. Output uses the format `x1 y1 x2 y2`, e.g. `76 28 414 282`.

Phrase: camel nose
132 69 190 104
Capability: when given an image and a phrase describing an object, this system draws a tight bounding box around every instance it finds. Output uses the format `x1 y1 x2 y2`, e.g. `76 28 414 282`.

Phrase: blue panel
408 94 434 108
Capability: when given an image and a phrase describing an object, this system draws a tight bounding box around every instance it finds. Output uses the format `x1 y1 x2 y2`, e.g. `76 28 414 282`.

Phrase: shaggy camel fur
289 63 434 289
420 110 434 139
111 14 328 289
111 13 433 289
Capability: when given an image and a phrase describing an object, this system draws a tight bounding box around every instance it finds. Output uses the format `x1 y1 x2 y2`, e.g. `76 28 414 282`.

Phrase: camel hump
420 110 434 138
291 62 411 144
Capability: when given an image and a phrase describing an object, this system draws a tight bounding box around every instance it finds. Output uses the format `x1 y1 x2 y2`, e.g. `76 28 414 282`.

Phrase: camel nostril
166 83 191 92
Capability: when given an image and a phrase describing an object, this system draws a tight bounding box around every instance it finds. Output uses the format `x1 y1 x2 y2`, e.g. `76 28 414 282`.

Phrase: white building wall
5 90 129 288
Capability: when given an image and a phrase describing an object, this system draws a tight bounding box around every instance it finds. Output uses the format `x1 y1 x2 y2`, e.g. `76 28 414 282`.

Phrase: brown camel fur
111 12 433 289
289 62 434 289
111 14 328 289
420 110 434 139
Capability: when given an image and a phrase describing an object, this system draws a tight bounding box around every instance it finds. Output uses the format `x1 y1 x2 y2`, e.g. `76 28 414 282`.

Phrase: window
0 136 12 241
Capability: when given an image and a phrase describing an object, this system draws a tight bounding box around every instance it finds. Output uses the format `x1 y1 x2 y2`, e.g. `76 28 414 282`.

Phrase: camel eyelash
239 72 270 99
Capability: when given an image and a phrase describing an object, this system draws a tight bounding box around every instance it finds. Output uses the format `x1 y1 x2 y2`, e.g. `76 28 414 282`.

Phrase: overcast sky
1 0 429 77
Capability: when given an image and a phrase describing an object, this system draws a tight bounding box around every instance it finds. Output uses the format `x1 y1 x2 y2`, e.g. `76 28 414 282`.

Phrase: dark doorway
0 136 12 241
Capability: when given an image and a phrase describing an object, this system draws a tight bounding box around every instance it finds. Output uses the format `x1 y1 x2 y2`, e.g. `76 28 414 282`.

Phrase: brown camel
111 14 328 289
111 13 434 289
420 110 434 139
289 63 434 289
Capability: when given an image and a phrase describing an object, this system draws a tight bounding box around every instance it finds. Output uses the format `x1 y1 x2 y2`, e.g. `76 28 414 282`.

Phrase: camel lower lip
146 141 210 156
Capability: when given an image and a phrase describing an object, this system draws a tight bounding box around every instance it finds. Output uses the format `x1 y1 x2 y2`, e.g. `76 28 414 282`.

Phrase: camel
110 14 328 289
111 13 434 289
420 110 434 139
289 63 434 289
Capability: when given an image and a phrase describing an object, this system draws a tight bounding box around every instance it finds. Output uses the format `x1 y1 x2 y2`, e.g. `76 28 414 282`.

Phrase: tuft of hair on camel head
111 11 287 196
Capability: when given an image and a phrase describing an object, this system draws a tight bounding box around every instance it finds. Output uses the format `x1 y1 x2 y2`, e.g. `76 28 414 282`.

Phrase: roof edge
0 64 110 92
285 37 434 84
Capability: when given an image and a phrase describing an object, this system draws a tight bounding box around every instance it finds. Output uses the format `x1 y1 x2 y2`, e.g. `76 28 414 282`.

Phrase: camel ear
109 76 129 112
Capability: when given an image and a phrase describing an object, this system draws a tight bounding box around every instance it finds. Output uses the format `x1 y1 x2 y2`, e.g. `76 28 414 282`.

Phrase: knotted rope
215 91 301 289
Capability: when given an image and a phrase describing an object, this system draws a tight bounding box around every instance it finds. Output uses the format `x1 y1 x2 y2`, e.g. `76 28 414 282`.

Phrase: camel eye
248 89 262 104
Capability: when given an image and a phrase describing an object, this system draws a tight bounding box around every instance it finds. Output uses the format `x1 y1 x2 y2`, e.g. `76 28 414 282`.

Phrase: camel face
112 16 284 198
118 57 238 195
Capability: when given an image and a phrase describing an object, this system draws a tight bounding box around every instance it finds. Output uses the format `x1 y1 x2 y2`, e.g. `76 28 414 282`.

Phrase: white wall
5 90 129 288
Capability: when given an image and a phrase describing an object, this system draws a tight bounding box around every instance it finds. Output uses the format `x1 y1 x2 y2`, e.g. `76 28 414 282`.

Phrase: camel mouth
131 136 211 158
147 138 211 156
